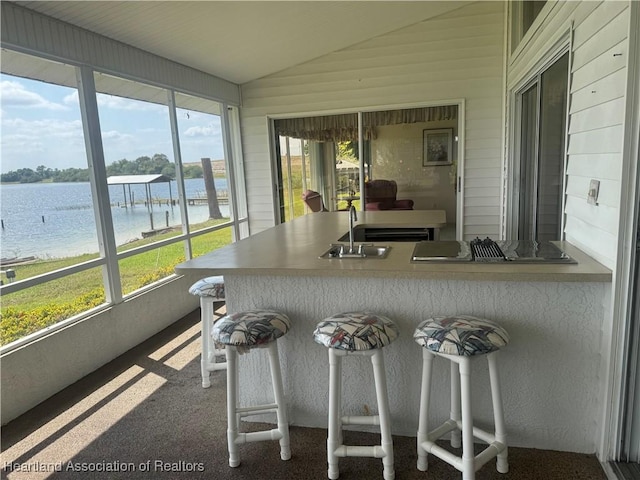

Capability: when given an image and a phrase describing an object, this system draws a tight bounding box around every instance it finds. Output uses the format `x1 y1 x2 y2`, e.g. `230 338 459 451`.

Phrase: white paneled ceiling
13 1 471 85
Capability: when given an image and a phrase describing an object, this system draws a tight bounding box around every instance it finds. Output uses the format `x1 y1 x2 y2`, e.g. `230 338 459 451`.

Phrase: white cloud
183 125 220 137
3 117 83 139
101 130 134 141
0 80 68 110
63 91 79 105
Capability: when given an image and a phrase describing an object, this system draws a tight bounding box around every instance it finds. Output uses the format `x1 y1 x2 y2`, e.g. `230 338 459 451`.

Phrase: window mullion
75 66 122 303
221 103 241 240
167 90 192 259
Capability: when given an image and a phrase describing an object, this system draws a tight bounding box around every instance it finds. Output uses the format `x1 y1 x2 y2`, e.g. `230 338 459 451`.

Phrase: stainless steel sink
320 244 391 259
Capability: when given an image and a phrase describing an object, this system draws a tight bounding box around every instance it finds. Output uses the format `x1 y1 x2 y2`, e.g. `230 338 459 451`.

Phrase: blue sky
0 73 224 174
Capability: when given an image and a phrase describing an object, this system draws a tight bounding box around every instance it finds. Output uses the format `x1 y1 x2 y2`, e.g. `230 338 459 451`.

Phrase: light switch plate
587 179 600 205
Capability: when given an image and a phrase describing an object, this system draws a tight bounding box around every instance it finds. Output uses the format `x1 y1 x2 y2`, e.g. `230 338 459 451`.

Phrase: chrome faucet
348 205 358 253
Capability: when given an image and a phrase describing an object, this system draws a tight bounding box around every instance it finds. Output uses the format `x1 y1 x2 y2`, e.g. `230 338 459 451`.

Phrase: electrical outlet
587 179 600 205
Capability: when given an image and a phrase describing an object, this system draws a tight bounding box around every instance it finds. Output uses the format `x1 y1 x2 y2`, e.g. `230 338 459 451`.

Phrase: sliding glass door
273 106 459 239
514 52 569 241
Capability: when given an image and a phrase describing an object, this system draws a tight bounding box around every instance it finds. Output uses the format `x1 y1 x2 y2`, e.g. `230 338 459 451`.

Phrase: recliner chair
364 180 414 211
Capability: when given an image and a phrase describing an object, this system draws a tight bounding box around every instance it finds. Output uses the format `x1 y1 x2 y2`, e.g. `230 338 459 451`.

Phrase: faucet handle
357 243 372 255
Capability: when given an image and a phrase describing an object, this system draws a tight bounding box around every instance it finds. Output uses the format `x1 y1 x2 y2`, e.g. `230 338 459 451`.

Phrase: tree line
0 154 205 183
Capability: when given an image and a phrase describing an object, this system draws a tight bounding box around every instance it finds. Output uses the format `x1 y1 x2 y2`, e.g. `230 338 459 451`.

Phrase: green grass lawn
0 219 231 345
0 176 350 345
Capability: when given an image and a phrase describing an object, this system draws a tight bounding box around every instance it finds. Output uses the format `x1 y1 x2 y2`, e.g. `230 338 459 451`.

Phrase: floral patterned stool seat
212 310 292 468
189 276 226 388
313 312 399 480
413 315 510 480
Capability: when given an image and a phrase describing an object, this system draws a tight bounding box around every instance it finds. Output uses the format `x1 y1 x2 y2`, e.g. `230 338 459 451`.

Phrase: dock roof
107 174 172 185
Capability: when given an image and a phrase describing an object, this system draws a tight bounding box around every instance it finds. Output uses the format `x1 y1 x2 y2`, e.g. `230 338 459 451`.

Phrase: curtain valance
274 106 457 142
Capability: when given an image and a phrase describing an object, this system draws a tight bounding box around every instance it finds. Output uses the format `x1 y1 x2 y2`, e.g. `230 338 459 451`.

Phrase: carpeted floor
1 310 607 480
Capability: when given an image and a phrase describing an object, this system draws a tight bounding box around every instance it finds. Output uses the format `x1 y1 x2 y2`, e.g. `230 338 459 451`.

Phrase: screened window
0 49 244 349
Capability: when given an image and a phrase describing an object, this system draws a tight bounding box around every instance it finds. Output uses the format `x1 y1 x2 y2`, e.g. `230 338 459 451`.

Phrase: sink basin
320 244 391 259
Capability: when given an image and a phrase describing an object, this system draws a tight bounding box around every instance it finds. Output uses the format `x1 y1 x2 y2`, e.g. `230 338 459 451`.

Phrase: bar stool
413 315 509 480
212 309 292 468
189 275 227 388
313 311 399 480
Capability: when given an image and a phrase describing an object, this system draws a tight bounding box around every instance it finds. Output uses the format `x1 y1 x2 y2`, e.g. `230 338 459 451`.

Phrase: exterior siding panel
507 1 630 268
240 1 506 236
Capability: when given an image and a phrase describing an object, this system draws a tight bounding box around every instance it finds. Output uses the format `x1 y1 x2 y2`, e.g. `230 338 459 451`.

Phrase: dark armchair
364 179 414 211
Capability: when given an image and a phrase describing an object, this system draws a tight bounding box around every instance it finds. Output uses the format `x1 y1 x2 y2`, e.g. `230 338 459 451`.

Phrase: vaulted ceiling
13 1 471 85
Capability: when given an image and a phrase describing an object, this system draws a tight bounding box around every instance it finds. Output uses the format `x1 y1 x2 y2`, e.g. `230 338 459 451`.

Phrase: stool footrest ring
204 361 228 372
341 415 381 426
236 403 278 415
334 445 387 458
421 420 508 473
235 429 284 445
426 418 458 440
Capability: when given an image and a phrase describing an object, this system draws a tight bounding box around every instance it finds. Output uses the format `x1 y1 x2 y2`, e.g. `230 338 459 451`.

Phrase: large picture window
0 49 243 348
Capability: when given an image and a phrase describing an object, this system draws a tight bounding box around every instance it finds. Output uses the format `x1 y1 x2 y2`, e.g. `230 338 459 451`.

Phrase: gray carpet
1 310 607 480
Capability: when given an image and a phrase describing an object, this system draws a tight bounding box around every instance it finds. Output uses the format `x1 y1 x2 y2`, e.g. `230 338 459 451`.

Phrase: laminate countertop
175 210 611 283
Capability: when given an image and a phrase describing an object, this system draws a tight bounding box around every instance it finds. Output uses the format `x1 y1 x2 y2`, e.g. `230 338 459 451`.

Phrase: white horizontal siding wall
507 0 630 269
566 2 629 269
240 1 506 237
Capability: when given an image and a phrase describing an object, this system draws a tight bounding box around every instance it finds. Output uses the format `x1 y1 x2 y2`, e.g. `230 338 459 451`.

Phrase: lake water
0 178 229 260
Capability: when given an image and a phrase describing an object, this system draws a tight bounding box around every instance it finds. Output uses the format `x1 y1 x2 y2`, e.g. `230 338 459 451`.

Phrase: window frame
507 44 571 240
0 49 247 353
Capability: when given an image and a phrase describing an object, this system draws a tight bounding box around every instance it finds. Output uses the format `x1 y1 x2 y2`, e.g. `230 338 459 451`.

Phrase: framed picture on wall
423 128 453 166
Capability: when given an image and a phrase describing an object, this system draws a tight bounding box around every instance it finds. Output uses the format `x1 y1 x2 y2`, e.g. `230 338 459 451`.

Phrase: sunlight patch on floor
147 322 201 370
3 366 166 480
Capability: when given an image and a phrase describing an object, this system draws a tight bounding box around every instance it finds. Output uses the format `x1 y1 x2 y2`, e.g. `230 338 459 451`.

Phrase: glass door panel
274 113 357 220
516 52 568 241
537 53 568 241
518 84 539 240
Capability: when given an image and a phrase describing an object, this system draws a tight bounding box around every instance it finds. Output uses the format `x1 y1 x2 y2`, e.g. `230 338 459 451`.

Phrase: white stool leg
336 352 344 448
488 352 509 473
225 346 240 467
327 349 342 480
450 359 462 448
417 349 434 471
211 301 228 366
371 350 395 480
459 357 475 480
268 341 291 461
200 298 214 388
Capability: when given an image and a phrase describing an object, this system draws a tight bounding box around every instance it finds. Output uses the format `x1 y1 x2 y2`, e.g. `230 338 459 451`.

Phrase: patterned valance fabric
274 106 457 142
362 106 457 126
274 114 367 142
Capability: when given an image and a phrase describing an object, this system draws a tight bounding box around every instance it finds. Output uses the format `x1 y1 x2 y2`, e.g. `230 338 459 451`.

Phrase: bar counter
176 211 612 454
